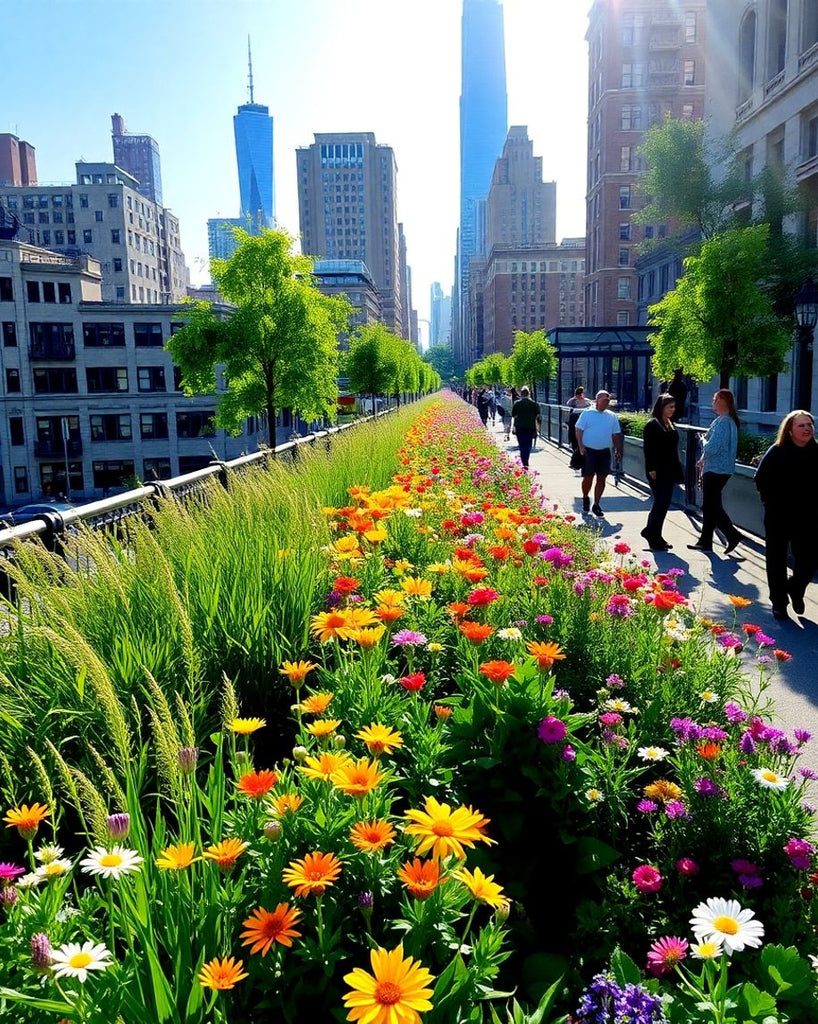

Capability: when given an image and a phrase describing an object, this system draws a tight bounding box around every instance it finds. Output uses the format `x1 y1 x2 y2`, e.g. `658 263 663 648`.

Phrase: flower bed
0 395 816 1023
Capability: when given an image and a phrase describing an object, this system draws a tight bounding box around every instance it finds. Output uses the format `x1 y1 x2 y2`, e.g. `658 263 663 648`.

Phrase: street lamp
794 279 818 411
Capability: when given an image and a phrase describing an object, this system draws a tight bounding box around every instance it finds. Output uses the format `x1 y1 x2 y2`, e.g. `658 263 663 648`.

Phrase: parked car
0 501 76 528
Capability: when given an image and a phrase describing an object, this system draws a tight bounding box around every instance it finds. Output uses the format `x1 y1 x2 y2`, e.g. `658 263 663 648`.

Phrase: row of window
621 11 698 47
621 59 697 88
9 410 214 446
2 320 173 348
6 365 183 395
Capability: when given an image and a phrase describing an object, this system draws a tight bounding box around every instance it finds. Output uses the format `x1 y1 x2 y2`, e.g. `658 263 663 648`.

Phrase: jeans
516 427 537 468
763 509 818 610
699 472 737 546
645 477 674 541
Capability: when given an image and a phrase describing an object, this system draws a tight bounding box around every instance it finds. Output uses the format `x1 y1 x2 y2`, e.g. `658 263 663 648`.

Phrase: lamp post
794 279 818 412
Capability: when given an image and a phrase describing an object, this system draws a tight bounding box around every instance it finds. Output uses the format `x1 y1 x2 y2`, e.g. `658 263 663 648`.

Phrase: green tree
167 228 350 447
506 330 556 400
346 323 399 417
423 344 455 381
648 225 792 387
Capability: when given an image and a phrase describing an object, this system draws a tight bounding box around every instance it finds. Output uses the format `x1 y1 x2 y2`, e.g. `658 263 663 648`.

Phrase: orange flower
695 743 722 761
296 692 334 715
299 751 350 782
458 621 494 645
203 837 248 872
434 705 453 720
375 605 404 623
397 857 441 901
401 576 433 600
526 641 566 671
280 660 318 686
494 526 516 540
345 607 381 630
350 819 397 853
350 625 387 647
447 601 472 620
282 851 342 897
334 576 361 594
269 793 304 817
652 589 686 612
463 566 490 583
306 718 342 738
3 803 49 840
310 611 353 643
728 595 752 608
198 956 248 990
241 904 302 955
479 660 516 685
643 779 683 804
156 842 199 870
236 770 278 799
355 723 404 755
487 545 512 561
331 758 386 798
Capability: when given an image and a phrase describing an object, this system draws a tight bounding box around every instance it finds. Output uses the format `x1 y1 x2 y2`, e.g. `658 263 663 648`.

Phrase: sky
6 0 590 347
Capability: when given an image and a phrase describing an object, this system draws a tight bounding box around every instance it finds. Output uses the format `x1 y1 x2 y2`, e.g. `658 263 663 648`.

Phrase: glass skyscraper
233 101 274 229
456 0 507 367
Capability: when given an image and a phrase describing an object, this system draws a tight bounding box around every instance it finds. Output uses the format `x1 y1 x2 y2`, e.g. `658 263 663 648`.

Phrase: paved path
491 420 818 778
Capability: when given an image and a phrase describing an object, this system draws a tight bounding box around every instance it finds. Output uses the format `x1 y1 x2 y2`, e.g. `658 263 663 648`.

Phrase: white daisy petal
690 897 765 954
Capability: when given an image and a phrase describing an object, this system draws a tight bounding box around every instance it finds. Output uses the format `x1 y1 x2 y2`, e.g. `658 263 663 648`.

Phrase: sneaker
724 532 742 555
582 496 590 513
592 503 604 517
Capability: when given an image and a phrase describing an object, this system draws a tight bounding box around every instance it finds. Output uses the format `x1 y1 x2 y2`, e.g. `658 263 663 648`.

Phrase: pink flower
784 837 814 870
561 744 576 762
598 712 622 727
632 864 663 894
675 857 699 876
0 863 25 885
647 935 688 976
537 716 568 744
467 587 500 606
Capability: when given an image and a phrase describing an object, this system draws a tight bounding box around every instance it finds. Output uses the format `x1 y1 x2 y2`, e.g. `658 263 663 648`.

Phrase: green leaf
739 982 778 1018
610 947 642 987
761 944 812 1000
0 989 75 1013
575 836 621 875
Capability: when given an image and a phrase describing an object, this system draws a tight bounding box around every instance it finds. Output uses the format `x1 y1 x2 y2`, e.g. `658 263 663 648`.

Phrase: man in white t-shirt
575 390 623 517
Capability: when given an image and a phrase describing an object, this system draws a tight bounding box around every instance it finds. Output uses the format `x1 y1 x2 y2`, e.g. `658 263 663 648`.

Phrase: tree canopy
423 344 456 381
167 228 351 446
505 330 556 400
648 225 792 386
345 324 439 415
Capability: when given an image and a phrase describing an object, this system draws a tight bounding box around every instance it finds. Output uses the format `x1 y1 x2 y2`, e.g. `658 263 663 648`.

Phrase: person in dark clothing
666 369 688 422
566 386 592 470
754 410 818 621
476 388 490 426
511 386 540 469
641 393 683 551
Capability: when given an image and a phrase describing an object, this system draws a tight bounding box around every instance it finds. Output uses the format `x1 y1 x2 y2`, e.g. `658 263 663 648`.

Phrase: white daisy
34 858 72 881
584 788 605 803
604 698 637 714
699 690 719 704
497 627 522 640
50 940 113 983
751 767 790 791
34 844 65 864
690 897 765 954
637 746 670 762
809 954 818 972
80 846 143 880
17 871 45 889
690 940 723 960
403 508 423 517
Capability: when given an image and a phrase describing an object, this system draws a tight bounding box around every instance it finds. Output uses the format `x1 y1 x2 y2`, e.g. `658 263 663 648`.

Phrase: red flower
400 672 426 692
774 649 792 662
522 539 541 556
333 576 361 595
533 575 549 586
614 542 631 555
467 587 500 607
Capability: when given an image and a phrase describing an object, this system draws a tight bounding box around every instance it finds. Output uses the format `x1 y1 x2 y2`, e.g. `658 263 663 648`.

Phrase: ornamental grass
0 394 816 1022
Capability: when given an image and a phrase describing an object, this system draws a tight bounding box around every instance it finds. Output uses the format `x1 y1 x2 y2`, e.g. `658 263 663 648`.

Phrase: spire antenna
247 36 254 103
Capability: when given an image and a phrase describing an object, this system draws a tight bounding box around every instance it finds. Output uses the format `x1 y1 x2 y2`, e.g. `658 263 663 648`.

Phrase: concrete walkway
491 419 818 778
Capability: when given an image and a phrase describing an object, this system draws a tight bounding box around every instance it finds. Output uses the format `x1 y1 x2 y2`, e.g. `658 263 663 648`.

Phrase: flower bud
494 899 512 924
333 734 347 750
358 891 374 919
177 747 199 774
106 813 131 840
292 745 308 764
263 820 283 843
31 932 52 971
0 886 18 909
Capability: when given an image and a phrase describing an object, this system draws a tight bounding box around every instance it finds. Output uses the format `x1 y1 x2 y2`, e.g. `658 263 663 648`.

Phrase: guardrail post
35 511 66 553
209 460 231 491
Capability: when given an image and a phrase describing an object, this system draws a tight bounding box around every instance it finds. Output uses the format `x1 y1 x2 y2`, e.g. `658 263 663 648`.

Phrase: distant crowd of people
464 381 818 622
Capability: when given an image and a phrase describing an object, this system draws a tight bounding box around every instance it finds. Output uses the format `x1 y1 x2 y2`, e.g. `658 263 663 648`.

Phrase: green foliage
648 225 792 385
424 344 456 381
346 324 438 414
167 228 351 444
506 332 556 398
466 353 508 388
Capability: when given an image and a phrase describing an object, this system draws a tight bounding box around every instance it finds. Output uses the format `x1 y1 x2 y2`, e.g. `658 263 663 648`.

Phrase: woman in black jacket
754 410 818 620
641 393 683 551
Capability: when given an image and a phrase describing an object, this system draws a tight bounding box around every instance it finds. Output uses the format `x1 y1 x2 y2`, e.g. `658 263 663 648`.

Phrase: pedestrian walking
496 391 507 434
640 393 683 551
687 389 743 554
487 389 496 425
511 386 541 470
575 390 623 517
476 388 490 426
566 386 592 470
754 410 818 621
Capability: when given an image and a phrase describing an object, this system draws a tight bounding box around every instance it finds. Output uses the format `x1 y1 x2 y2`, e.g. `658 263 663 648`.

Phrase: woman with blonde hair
754 409 818 620
688 389 742 554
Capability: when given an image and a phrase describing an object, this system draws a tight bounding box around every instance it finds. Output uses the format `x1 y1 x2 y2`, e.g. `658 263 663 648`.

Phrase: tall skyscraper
485 127 556 251
584 0 706 326
455 0 508 369
296 132 405 336
234 39 274 230
430 283 452 347
111 114 163 205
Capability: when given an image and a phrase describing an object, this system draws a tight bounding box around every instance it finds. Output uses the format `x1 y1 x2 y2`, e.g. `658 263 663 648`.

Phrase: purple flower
717 633 743 650
391 630 428 647
31 933 51 970
670 717 703 743
693 777 722 797
799 767 818 780
553 688 571 700
803 802 816 814
0 863 25 885
700 726 728 742
770 735 798 756
605 673 625 688
740 873 764 889
637 799 658 814
730 858 758 875
538 716 568 744
606 594 634 618
724 702 748 724
561 744 576 762
784 837 814 870
665 800 689 820
739 731 757 754
535 614 554 625
0 886 18 908
513 619 528 628
794 729 812 746
756 632 776 647
106 813 131 840
325 589 343 608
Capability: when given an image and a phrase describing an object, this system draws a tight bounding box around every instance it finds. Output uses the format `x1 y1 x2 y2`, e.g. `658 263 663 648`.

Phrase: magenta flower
538 716 568 744
665 800 689 820
676 857 699 876
693 777 723 797
647 935 688 976
755 632 776 647
784 837 814 870
391 630 428 647
605 673 625 688
632 865 663 894
637 799 659 813
599 712 623 727
561 744 576 762
793 729 812 745
606 594 634 618
724 701 748 724
535 614 554 625
0 863 25 885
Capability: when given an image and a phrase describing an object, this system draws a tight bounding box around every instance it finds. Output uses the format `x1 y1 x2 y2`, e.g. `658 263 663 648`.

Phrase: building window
620 146 632 171
137 366 166 391
54 230 65 244
619 248 630 266
26 281 40 303
42 282 56 303
67 230 76 244
111 229 121 244
79 194 89 208
86 367 128 392
6 369 20 392
94 210 104 223
621 105 642 130
176 411 215 438
140 412 168 439
9 417 24 446
617 277 631 299
33 368 78 393
619 186 632 210
682 103 695 120
760 374 779 412
2 322 16 346
621 62 644 88
133 322 164 346
616 311 631 326
143 457 171 480
83 322 126 347
0 278 13 302
804 0 818 51
113 257 123 272
685 12 697 44
13 467 28 494
92 460 135 490
90 414 132 441
108 194 119 208
29 322 75 358
684 60 696 85
116 286 126 300
83 229 93 244
619 223 631 241
644 225 654 239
